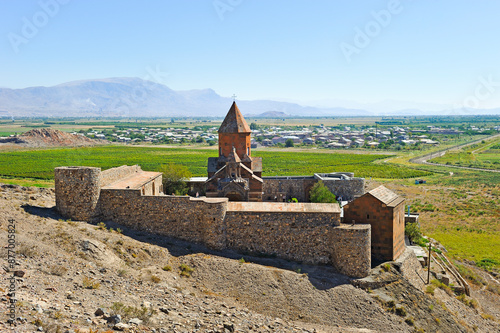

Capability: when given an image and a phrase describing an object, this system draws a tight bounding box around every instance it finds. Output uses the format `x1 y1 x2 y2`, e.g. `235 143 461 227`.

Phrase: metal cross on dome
232 94 237 101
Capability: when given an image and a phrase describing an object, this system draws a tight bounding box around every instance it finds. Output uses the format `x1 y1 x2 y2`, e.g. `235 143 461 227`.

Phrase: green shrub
179 264 194 277
405 223 422 244
405 316 415 326
160 163 192 195
309 180 337 203
110 302 156 322
456 294 478 308
426 285 436 295
431 279 453 295
477 258 500 270
396 306 407 316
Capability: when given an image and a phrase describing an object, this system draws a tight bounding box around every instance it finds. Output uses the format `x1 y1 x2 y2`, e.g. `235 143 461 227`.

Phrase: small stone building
343 185 405 261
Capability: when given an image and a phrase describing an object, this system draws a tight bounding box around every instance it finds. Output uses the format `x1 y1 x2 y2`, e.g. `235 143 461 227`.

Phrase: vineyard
0 146 432 180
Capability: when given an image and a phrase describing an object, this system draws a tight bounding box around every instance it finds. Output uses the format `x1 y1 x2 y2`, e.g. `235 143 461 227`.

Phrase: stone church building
205 102 264 201
193 102 366 203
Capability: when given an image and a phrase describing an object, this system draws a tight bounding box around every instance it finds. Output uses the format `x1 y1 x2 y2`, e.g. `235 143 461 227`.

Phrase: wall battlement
55 166 371 278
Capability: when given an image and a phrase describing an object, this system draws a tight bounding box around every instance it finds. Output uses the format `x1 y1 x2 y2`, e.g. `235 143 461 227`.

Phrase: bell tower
206 102 263 201
218 101 251 159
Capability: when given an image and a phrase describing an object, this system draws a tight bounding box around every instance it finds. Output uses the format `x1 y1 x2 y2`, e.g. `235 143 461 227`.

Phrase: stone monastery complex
55 102 406 278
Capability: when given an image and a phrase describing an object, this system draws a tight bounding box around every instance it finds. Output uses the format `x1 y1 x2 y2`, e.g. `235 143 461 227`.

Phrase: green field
394 168 500 270
0 146 431 180
430 228 500 267
430 138 500 170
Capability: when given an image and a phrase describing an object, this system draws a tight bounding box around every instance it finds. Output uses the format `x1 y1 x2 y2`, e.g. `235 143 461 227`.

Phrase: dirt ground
0 185 499 332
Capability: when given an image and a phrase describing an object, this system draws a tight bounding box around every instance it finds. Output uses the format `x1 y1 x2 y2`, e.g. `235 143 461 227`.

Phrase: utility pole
427 241 432 284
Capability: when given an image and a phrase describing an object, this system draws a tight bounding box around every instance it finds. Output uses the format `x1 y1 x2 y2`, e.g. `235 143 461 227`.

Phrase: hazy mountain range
0 77 498 118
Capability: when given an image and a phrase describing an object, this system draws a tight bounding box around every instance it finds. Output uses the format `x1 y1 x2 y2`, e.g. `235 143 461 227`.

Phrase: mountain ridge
1 78 499 117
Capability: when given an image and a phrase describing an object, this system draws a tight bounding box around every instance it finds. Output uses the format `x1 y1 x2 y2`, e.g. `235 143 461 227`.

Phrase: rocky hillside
0 184 498 332
0 128 98 148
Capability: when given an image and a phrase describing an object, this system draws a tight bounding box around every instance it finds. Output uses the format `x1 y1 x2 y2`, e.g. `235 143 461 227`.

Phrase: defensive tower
54 166 101 221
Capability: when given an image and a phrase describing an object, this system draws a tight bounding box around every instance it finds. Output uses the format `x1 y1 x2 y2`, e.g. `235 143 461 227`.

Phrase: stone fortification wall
330 224 371 278
54 166 371 278
55 167 101 222
322 177 365 201
96 188 370 277
396 248 426 290
224 210 340 265
262 177 316 202
100 165 141 187
262 177 365 202
97 189 228 250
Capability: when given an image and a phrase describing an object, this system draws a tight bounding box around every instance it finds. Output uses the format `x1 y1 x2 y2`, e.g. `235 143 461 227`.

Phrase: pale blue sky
1 0 499 109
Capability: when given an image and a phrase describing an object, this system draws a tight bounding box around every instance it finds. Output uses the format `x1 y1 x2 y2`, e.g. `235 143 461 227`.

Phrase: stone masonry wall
262 177 365 202
224 211 340 264
54 166 372 278
330 224 371 278
397 248 426 290
343 194 405 261
97 188 370 277
97 189 228 250
323 177 365 201
393 203 406 261
262 178 316 202
55 167 101 222
100 165 141 187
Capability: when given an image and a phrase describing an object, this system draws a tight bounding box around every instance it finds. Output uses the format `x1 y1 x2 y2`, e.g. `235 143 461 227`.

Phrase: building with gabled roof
217 101 252 159
199 102 366 203
343 185 405 261
206 102 263 201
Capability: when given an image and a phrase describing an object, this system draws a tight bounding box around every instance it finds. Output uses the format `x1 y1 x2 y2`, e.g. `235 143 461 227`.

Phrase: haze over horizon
1 0 500 112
